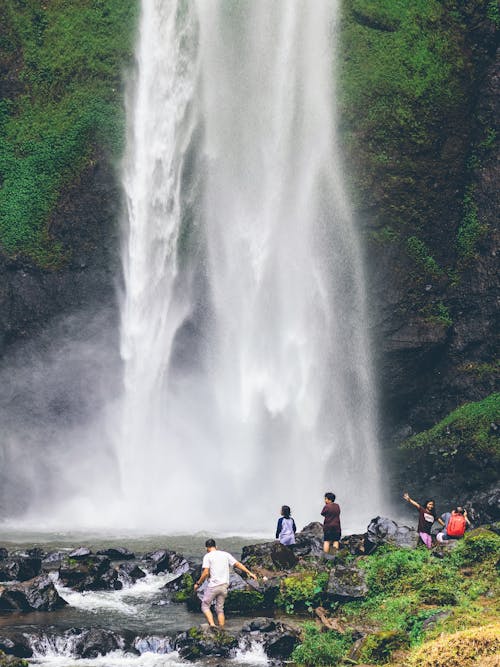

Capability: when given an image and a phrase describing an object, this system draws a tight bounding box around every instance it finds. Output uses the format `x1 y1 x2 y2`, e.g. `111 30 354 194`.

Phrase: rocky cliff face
0 151 120 355
342 0 499 437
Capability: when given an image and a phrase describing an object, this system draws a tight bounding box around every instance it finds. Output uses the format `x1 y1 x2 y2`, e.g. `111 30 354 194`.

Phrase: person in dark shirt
321 492 341 552
403 492 444 548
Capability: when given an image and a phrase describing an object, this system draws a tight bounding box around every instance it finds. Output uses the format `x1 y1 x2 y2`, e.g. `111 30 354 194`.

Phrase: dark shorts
324 528 341 542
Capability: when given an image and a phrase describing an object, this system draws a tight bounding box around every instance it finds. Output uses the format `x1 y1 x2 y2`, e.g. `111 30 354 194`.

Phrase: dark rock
68 547 93 560
0 634 33 658
142 550 189 577
340 533 373 555
0 575 67 612
366 516 418 549
174 627 238 661
74 629 122 659
270 543 298 569
96 547 135 560
58 555 114 591
0 556 42 582
292 522 324 557
239 618 300 659
327 563 369 600
240 542 276 570
0 550 7 561
117 562 147 586
42 551 71 569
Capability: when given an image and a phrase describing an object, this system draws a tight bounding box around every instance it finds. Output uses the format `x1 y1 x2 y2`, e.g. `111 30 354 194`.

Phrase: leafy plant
276 571 329 613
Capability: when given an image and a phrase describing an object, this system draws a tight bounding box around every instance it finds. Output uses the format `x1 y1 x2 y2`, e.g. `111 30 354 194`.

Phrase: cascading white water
117 0 383 533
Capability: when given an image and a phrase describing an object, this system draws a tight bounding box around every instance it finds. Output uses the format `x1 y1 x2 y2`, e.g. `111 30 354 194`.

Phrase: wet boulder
142 549 189 577
117 562 147 587
74 629 123 658
0 549 8 561
68 547 93 560
0 633 33 658
327 563 369 600
58 555 114 591
238 617 300 659
42 550 71 569
366 516 418 549
0 575 67 612
96 547 135 560
0 554 42 582
174 627 238 661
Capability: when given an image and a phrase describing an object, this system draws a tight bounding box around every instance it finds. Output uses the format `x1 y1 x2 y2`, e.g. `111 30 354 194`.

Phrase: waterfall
117 0 383 533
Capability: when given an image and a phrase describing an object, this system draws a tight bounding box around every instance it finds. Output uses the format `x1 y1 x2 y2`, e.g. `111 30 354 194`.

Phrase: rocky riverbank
0 518 498 666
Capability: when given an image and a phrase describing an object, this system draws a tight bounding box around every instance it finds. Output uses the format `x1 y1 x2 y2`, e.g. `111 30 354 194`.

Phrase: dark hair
455 507 465 514
205 538 216 548
281 505 291 518
325 492 336 502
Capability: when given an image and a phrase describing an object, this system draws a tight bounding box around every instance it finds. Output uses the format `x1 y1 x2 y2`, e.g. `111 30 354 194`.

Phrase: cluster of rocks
0 620 300 663
0 517 490 664
0 545 191 613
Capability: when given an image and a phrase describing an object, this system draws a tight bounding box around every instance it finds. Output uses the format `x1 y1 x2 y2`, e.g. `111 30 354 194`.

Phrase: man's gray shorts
201 583 228 614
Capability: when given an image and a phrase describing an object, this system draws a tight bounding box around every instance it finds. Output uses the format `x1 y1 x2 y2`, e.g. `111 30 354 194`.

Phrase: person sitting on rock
436 506 469 542
403 492 444 548
276 505 297 546
321 492 341 552
193 539 257 629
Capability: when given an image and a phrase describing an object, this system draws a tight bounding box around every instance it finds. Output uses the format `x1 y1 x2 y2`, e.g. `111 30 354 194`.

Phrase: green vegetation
276 571 329 614
0 0 139 266
291 623 353 666
456 184 488 262
291 530 500 665
225 589 265 612
406 236 443 277
401 393 500 464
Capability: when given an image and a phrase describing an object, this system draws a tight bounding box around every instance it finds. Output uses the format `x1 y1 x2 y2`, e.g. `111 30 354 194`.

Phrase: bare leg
333 541 339 550
323 541 331 553
217 611 225 628
202 608 216 627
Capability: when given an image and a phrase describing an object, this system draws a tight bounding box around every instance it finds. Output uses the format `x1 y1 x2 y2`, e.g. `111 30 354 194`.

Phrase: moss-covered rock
358 629 409 664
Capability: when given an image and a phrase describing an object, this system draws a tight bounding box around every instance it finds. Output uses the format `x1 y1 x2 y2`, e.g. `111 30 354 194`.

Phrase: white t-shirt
202 549 237 587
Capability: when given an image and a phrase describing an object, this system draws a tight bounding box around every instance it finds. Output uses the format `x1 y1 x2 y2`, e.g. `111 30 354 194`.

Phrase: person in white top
193 538 257 628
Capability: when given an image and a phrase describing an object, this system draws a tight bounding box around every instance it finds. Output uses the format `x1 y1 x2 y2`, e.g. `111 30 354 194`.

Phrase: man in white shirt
193 538 257 628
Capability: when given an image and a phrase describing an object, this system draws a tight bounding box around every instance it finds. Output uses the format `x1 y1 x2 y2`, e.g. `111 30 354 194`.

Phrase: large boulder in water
58 555 118 591
174 627 238 661
0 575 67 612
0 554 42 582
96 547 135 560
238 618 300 659
366 516 418 549
73 629 123 658
142 549 189 576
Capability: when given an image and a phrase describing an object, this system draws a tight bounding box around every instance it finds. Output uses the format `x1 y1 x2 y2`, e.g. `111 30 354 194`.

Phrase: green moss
421 300 453 327
0 0 139 266
401 393 500 464
406 236 443 277
172 573 194 602
359 629 409 664
451 529 500 567
276 571 329 614
456 185 488 262
225 589 265 612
